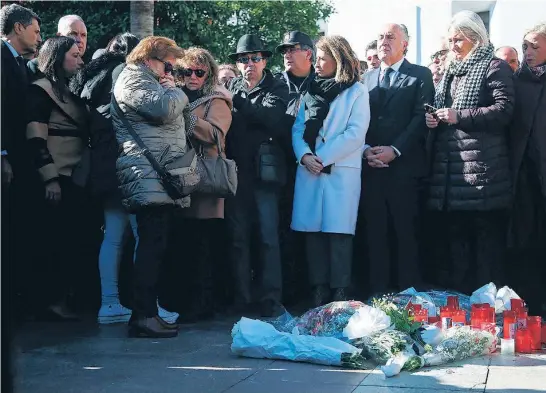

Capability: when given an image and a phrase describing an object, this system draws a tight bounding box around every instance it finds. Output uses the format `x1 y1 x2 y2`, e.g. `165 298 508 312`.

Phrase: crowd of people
1 3 545 343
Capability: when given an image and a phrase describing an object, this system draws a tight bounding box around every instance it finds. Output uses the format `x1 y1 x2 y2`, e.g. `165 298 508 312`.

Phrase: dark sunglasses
280 46 304 55
181 68 207 78
236 56 265 64
153 57 173 74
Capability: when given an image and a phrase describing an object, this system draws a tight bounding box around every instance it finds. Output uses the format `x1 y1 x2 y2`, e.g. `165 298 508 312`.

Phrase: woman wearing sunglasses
171 47 233 322
112 36 187 338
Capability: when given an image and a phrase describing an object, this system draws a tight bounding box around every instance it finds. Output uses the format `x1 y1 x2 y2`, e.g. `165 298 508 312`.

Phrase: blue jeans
226 181 282 305
98 198 138 304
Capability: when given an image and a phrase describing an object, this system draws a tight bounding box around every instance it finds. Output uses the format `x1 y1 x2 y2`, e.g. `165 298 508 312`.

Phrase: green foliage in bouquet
372 296 422 335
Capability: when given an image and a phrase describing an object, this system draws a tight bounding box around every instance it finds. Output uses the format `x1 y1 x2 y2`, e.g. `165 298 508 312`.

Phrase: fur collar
70 51 126 96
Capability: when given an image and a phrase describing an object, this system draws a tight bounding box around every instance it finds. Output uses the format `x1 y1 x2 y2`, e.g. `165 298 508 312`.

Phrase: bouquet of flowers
421 325 497 367
294 301 366 339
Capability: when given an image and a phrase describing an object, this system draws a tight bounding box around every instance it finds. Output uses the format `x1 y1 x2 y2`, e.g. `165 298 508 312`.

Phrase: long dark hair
37 36 77 102
106 32 140 58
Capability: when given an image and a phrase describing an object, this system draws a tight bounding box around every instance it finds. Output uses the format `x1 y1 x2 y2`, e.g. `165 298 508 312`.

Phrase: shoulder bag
190 99 238 197
111 95 200 200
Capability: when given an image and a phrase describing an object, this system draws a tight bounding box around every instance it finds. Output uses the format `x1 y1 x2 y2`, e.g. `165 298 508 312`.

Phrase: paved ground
14 316 546 393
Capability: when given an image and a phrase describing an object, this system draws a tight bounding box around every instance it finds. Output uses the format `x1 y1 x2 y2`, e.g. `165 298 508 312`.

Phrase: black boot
128 316 178 338
332 287 348 302
312 285 329 308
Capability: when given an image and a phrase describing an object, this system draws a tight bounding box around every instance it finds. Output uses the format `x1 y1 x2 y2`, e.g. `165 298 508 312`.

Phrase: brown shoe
155 315 179 330
128 317 178 338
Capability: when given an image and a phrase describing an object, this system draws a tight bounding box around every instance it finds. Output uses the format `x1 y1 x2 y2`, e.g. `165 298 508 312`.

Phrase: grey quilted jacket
112 63 190 211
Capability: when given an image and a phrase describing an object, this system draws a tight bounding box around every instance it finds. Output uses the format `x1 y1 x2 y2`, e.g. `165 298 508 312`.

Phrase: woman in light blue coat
291 35 370 306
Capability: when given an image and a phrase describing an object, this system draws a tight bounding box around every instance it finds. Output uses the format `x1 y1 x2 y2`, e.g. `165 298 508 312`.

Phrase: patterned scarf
434 44 494 110
527 62 546 78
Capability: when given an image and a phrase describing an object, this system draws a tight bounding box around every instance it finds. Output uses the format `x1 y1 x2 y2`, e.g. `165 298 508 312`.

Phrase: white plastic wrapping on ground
231 317 361 366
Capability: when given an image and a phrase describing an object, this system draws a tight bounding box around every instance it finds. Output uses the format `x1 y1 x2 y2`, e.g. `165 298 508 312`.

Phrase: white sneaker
158 304 179 324
98 303 132 324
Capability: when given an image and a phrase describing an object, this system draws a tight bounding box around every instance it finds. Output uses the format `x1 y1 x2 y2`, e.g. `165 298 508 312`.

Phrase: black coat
1 41 30 174
225 69 289 178
70 52 126 197
510 65 546 198
362 59 435 178
427 59 515 211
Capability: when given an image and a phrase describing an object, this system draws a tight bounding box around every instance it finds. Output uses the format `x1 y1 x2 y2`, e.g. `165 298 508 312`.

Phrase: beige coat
184 87 233 219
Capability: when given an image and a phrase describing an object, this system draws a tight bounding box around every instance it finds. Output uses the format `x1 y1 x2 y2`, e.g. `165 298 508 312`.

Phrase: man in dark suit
361 23 434 295
1 6 41 389
1 3 41 180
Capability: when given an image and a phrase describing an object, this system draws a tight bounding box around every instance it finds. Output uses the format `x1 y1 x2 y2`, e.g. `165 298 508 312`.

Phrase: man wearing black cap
275 31 316 117
225 34 289 318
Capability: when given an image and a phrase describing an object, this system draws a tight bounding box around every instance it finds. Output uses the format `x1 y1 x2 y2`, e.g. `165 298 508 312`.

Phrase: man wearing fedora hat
225 34 289 318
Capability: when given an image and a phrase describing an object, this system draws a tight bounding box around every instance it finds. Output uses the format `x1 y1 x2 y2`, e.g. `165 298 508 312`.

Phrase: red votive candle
447 296 460 310
440 306 453 330
515 328 532 353
517 308 528 330
503 310 517 339
452 310 466 327
527 316 542 351
511 298 524 312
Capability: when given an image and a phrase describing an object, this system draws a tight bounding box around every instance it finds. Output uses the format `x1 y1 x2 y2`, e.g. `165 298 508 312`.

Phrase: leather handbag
189 100 238 197
112 96 200 200
192 138 238 197
255 140 286 186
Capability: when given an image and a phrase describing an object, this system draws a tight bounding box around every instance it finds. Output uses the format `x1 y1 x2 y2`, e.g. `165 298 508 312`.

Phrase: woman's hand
425 113 439 129
160 74 176 89
301 154 324 175
45 181 61 204
435 108 459 125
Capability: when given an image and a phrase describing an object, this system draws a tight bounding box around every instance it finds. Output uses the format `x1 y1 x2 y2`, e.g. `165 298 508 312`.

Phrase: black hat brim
275 42 299 53
229 50 273 61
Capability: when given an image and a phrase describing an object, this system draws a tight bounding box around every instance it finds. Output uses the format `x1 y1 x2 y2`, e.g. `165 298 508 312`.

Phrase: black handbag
111 96 200 200
255 140 287 186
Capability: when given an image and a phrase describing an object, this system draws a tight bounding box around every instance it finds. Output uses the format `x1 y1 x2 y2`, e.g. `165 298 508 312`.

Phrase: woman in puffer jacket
111 36 188 338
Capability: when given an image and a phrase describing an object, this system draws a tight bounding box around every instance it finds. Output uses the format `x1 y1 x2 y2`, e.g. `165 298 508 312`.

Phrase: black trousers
306 232 353 289
428 210 507 294
511 158 546 316
133 205 173 318
176 218 224 315
31 176 89 309
362 173 421 294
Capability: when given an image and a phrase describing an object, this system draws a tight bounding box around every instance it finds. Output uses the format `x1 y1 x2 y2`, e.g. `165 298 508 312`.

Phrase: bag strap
111 95 171 179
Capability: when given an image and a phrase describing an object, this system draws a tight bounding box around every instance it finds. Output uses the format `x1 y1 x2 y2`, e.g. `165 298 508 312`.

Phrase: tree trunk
130 0 154 39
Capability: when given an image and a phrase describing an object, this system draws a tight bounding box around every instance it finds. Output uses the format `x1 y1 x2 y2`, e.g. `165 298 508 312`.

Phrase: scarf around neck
434 43 494 110
526 62 546 78
302 77 355 154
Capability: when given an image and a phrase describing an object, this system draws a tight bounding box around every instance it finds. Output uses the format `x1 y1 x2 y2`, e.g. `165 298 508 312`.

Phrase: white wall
489 0 546 60
326 0 546 66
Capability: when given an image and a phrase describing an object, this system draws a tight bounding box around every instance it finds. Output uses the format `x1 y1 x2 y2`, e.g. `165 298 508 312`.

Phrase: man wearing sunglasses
225 34 289 318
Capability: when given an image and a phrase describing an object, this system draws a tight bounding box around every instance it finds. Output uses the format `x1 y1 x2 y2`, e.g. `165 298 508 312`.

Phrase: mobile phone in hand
424 103 439 119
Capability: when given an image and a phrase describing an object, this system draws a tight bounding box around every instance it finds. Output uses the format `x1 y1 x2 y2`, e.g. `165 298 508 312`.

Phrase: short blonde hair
316 35 360 84
175 47 219 95
126 36 184 65
525 22 546 39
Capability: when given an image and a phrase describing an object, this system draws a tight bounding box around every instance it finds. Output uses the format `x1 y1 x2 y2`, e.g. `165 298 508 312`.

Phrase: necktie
17 56 28 84
380 67 393 90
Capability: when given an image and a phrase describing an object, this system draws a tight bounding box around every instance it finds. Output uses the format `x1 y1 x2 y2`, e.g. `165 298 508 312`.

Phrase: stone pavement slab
13 318 546 393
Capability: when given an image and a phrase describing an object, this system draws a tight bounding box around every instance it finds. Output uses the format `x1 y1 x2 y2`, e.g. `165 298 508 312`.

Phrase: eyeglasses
236 56 265 64
280 46 304 55
153 57 173 74
181 68 207 78
430 50 448 61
